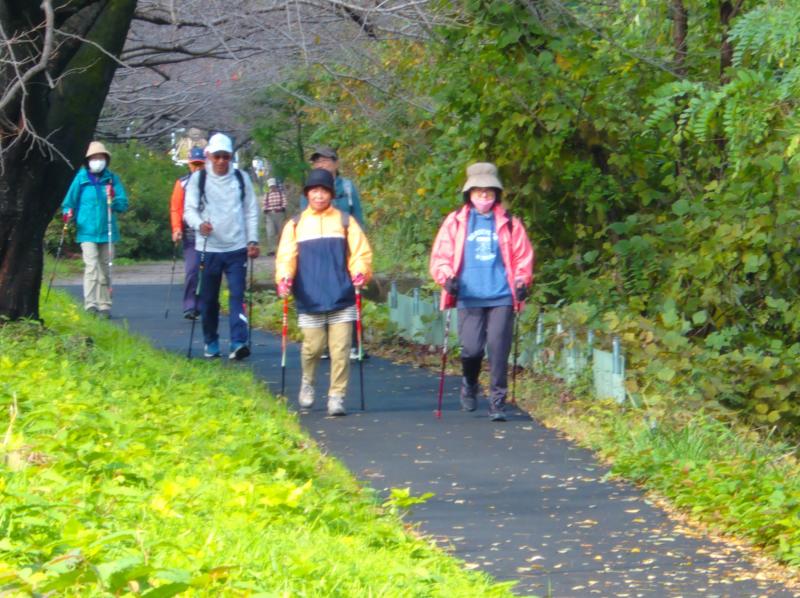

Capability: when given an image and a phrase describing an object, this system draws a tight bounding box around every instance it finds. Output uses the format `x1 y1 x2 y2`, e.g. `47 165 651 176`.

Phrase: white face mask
88 159 107 174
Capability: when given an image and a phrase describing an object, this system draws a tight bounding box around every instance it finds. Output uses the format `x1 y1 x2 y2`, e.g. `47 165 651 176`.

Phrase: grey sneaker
327 395 346 416
489 410 507 422
460 381 479 412
298 379 314 409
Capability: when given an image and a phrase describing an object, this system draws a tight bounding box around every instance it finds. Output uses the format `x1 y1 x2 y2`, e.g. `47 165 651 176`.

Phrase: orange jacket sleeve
169 179 185 235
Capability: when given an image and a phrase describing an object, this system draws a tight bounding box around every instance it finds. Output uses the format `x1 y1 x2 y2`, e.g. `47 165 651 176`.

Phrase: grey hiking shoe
327 395 346 416
298 379 314 409
460 380 479 412
489 409 507 422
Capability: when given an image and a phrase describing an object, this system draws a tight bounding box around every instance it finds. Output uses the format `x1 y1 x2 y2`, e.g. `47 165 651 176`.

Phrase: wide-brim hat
309 146 338 162
461 162 503 192
303 168 335 195
85 141 111 161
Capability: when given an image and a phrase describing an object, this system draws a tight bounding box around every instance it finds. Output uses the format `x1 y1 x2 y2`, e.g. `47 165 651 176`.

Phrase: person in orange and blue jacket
276 168 373 417
61 141 128 319
430 162 534 422
169 147 207 319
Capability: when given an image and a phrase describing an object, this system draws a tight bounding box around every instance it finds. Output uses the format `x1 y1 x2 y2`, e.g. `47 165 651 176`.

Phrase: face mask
88 159 107 174
470 197 495 214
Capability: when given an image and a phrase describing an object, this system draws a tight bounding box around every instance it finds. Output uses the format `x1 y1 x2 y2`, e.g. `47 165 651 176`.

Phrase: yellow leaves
554 53 571 71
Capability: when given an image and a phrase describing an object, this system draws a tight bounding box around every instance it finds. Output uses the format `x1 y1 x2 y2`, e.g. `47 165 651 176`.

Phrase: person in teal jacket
61 141 128 318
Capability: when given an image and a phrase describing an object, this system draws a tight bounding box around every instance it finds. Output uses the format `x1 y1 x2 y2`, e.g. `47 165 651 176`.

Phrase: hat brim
310 151 338 161
462 174 503 192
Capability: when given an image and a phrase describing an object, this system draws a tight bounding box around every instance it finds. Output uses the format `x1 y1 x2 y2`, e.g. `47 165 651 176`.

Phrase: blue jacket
299 176 365 226
61 167 128 243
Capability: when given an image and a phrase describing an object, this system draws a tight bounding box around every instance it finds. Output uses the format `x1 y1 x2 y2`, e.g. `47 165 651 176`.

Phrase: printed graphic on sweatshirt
467 229 498 263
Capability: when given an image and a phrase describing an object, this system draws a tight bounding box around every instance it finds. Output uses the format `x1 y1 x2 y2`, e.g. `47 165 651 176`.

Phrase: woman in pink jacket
430 163 534 421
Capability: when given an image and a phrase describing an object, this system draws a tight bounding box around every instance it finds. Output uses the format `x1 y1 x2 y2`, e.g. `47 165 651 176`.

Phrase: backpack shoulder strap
233 168 245 204
198 169 207 213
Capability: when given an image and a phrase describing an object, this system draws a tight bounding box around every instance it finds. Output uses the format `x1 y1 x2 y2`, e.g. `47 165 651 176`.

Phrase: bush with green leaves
249 0 800 433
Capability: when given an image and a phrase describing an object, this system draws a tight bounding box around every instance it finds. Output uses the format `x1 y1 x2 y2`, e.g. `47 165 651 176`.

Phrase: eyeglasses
211 153 231 161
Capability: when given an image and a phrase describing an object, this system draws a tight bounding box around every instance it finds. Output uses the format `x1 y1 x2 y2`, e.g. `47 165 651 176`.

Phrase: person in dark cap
301 146 365 226
276 168 373 416
301 145 368 359
169 146 207 318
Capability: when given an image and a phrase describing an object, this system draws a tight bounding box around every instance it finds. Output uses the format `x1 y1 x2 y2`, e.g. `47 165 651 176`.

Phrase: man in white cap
183 133 260 360
263 177 287 256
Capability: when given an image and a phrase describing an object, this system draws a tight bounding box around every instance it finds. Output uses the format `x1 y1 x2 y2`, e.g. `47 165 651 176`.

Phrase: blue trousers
199 248 248 346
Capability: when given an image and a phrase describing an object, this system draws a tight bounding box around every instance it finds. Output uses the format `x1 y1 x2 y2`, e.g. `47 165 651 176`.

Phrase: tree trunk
719 0 735 83
0 0 137 322
671 0 688 78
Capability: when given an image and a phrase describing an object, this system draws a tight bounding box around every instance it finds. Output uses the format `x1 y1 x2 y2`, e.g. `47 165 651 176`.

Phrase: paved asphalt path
64 283 797 597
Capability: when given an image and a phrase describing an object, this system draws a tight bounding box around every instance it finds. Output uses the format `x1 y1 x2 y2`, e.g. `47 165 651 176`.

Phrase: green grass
0 291 520 597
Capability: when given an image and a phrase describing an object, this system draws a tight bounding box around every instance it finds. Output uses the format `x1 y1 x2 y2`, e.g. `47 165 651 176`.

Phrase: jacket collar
456 203 509 227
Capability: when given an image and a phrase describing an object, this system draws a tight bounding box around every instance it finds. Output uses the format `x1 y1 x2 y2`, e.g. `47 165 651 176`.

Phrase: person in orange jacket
276 168 372 416
169 147 206 318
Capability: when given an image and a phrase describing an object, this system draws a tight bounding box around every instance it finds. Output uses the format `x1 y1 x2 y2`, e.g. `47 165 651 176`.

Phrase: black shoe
86 306 99 315
183 309 199 320
229 343 251 361
98 309 111 320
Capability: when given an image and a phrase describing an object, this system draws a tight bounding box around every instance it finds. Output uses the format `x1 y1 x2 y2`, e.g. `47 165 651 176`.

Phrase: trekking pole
280 295 288 396
355 288 365 411
44 215 70 303
187 235 208 358
164 240 179 319
511 307 520 406
247 256 255 349
105 184 114 299
436 308 452 419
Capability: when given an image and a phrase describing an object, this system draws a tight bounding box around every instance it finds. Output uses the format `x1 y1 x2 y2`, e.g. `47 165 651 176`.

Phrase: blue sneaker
229 342 250 361
203 340 220 358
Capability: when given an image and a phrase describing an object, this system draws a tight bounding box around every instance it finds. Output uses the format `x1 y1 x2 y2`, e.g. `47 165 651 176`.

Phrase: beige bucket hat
85 141 111 160
461 162 503 192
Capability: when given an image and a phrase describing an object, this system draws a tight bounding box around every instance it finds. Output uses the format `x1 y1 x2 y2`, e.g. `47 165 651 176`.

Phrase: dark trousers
182 236 199 312
457 305 514 408
200 248 248 346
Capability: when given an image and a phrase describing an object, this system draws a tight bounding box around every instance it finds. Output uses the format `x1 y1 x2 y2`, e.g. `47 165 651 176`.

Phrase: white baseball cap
206 133 233 155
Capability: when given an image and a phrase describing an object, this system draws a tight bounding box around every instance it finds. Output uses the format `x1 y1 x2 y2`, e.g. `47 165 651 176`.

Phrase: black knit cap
303 168 335 195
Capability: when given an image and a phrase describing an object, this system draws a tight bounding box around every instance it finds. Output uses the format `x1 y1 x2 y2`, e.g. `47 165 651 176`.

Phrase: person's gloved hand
277 278 293 298
62 209 73 223
444 277 459 297
515 280 529 302
352 273 365 289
